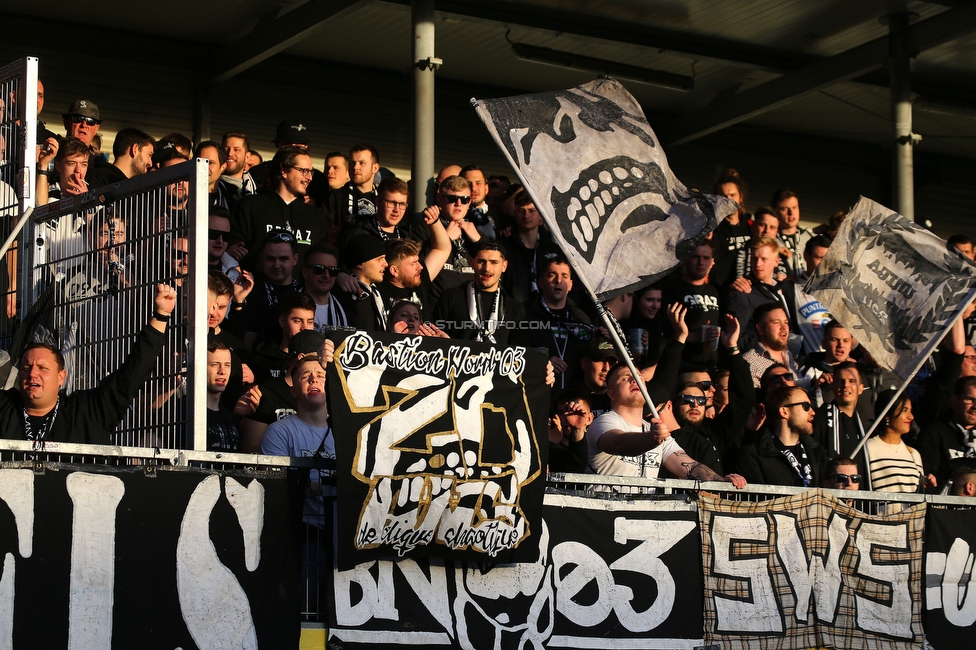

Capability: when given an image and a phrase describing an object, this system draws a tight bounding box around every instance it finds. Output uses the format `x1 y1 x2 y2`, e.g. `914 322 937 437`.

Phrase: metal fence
0 57 37 349
21 159 209 448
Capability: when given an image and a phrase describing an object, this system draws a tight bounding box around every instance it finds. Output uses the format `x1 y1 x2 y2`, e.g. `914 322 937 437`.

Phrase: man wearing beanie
336 234 388 332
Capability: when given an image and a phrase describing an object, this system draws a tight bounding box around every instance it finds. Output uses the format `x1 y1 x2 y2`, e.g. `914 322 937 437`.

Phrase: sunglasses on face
445 194 471 205
172 249 189 261
697 380 714 391
678 394 708 407
306 264 340 277
828 473 861 484
69 115 100 126
769 373 794 384
785 401 813 412
208 229 230 241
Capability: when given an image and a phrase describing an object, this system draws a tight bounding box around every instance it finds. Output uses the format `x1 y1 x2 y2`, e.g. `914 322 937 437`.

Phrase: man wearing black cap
571 337 618 418
336 234 389 332
585 366 747 488
433 240 526 346
62 99 101 147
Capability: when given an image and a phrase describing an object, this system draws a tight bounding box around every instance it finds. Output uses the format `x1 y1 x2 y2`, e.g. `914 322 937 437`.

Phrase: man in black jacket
917 376 976 489
7 284 176 445
735 385 831 487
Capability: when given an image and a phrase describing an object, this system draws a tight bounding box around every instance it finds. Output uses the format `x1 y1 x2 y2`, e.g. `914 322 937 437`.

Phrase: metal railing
21 159 209 448
0 57 37 349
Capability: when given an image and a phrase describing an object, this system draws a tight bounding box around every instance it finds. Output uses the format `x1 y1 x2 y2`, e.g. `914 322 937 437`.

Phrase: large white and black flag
804 196 976 380
473 77 737 300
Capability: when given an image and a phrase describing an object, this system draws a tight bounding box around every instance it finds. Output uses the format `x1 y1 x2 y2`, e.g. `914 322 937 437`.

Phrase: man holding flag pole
804 197 976 478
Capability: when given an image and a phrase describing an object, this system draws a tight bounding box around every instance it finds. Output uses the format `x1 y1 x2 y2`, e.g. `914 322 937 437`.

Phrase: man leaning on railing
2 284 176 445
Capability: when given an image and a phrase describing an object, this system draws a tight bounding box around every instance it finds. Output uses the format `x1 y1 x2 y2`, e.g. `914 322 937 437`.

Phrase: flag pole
586 286 661 420
848 287 976 462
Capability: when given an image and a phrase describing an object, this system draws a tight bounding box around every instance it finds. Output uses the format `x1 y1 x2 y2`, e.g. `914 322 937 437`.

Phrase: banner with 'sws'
698 489 925 650
326 331 549 568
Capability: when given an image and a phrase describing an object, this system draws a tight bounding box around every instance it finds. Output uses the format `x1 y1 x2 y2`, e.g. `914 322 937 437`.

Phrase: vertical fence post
187 158 210 452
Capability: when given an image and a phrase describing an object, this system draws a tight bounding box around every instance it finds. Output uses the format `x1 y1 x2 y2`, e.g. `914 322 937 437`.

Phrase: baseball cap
153 140 189 166
63 99 100 121
585 337 618 362
273 120 311 146
290 330 326 357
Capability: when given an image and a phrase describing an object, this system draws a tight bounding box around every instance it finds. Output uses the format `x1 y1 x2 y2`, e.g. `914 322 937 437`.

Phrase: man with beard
217 132 256 213
433 240 525 346
461 165 500 240
585 367 746 489
376 233 451 321
514 257 592 391
663 241 721 367
742 303 805 389
328 144 380 221
917 376 976 489
734 385 830 487
664 315 754 471
228 146 332 271
88 128 155 187
812 362 870 484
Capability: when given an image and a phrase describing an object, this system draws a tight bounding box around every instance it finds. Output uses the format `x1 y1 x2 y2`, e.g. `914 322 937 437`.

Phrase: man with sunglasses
228 146 332 271
302 241 348 330
61 99 101 147
823 457 861 491
424 175 487 295
734 385 831 487
664 315 755 473
586 370 746 489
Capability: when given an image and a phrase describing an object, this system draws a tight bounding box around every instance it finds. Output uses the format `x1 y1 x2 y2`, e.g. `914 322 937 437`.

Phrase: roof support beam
392 0 815 72
661 2 976 146
208 0 366 84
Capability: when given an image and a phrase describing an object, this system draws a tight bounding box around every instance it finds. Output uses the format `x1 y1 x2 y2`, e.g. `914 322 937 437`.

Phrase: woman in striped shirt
866 390 936 494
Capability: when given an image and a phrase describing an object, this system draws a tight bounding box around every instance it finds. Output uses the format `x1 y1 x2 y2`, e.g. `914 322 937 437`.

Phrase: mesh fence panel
23 160 207 448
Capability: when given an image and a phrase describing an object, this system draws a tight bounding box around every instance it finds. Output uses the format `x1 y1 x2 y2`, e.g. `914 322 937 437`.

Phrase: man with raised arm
4 284 176 445
585 363 747 489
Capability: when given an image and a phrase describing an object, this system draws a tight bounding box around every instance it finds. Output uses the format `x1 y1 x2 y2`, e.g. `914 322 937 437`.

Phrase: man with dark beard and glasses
734 385 831 487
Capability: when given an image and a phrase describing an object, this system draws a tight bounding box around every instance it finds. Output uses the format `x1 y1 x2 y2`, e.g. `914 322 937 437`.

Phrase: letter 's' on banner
473 77 737 301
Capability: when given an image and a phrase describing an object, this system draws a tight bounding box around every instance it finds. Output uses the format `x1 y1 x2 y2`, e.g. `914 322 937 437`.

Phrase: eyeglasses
68 115 100 126
445 194 471 205
306 264 340 277
208 229 230 241
785 401 813 412
827 473 861 485
965 355 976 362
696 380 714 391
678 394 707 406
383 199 407 211
289 166 314 177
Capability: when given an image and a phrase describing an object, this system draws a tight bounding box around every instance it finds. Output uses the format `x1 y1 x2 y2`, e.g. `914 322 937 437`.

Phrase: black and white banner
327 332 549 567
804 196 976 380
473 76 737 301
330 494 703 649
925 507 976 648
0 466 299 649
